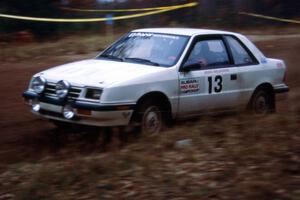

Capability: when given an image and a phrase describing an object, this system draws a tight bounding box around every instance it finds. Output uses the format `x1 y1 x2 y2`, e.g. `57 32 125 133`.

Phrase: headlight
85 88 103 100
55 80 70 99
31 76 46 94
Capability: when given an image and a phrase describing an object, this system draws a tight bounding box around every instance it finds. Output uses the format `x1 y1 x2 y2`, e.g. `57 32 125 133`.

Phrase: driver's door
178 35 240 117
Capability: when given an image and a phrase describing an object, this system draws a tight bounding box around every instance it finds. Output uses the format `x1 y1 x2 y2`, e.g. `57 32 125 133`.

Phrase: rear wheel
249 89 275 114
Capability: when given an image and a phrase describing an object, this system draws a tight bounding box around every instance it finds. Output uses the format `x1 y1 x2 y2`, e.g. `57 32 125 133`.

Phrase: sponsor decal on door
180 79 200 93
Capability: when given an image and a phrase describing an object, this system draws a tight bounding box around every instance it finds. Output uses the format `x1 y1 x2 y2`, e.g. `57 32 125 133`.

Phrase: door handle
230 74 237 80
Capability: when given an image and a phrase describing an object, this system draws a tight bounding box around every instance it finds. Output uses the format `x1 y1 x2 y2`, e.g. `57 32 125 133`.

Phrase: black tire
249 89 275 114
136 100 165 135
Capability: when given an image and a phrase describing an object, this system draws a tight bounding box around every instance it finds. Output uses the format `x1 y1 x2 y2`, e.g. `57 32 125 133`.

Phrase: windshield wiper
124 57 160 66
98 54 123 62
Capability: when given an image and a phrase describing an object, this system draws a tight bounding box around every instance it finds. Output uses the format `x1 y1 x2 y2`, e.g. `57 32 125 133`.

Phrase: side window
185 39 230 69
225 36 254 65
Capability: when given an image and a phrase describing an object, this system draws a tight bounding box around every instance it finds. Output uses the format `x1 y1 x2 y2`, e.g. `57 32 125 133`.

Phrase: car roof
132 28 237 37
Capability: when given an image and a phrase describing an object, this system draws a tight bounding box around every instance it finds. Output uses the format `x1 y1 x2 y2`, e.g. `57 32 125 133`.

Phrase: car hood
40 59 164 87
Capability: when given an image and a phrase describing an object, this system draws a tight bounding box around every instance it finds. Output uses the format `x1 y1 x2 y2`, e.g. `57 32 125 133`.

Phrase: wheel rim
142 106 162 134
254 94 268 114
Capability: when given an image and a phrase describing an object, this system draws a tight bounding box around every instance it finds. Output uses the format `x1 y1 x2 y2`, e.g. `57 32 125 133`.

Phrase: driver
185 41 211 67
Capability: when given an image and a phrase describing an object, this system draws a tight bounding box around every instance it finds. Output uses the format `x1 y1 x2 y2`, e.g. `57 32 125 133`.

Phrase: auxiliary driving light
31 76 46 94
31 99 41 112
56 80 70 99
63 105 75 119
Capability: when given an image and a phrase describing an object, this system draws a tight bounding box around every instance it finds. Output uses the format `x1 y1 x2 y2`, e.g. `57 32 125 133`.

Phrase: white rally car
23 28 289 134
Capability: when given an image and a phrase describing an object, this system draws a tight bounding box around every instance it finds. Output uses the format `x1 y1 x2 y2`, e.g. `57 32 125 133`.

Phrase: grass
0 34 120 62
2 26 300 63
0 113 299 200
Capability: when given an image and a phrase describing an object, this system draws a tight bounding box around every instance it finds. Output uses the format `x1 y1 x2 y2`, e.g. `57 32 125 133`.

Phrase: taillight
277 61 287 83
283 71 287 83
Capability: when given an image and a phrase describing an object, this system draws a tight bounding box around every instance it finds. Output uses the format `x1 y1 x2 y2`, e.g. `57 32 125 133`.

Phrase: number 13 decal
208 75 223 93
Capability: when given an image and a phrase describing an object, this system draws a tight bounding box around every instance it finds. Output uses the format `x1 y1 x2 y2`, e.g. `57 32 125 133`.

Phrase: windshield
97 32 190 67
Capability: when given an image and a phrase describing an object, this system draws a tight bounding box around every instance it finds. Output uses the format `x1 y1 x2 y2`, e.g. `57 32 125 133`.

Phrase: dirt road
0 33 299 200
0 35 299 165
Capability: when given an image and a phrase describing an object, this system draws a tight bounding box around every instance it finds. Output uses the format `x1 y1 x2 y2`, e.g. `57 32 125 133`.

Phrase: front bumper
23 91 135 127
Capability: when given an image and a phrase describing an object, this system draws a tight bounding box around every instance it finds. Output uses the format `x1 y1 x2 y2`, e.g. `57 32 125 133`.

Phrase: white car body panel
39 59 165 88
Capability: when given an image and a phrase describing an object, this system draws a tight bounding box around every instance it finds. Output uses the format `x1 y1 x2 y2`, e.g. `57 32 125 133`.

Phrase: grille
44 82 82 100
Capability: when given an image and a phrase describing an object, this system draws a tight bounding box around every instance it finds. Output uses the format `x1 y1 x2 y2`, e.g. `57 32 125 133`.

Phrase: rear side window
225 36 254 65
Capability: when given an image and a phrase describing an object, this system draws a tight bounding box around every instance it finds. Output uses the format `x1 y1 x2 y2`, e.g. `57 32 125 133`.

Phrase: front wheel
136 101 164 135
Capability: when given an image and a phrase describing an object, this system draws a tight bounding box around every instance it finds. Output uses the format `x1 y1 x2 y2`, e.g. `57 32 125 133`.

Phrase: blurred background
0 0 299 40
0 1 299 200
